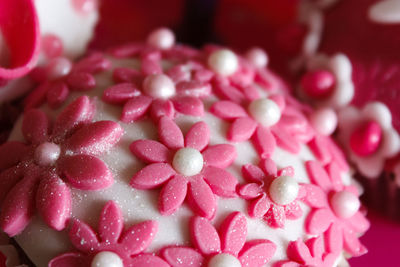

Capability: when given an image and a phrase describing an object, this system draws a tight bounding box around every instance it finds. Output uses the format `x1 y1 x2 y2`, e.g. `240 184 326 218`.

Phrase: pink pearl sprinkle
41 34 63 59
350 121 383 157
301 70 335 99
147 28 175 50
34 142 61 166
46 57 72 80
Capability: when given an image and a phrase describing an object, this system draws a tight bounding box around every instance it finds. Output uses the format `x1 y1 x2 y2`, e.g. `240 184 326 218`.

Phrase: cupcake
0 28 369 266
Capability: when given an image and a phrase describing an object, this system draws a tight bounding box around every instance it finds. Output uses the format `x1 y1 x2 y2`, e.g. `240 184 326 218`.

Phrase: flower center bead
46 57 72 80
245 47 268 68
268 176 299 206
248 98 281 127
143 74 176 99
34 142 61 166
147 28 175 50
208 49 239 76
301 70 335 99
350 121 382 157
172 148 204 176
208 253 242 267
91 251 123 267
330 191 360 219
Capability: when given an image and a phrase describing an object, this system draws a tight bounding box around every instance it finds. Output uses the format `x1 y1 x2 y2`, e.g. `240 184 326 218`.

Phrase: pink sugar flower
0 96 123 236
301 160 370 257
130 116 238 219
161 212 276 267
49 201 168 267
238 158 303 228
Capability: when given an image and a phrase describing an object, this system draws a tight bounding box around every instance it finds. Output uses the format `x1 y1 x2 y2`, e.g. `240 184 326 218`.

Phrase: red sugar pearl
350 121 383 157
301 70 335 99
41 34 63 59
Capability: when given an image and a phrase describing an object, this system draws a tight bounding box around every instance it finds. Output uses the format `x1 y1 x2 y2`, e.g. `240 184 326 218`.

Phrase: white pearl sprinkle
91 251 123 267
269 176 299 206
309 107 338 136
172 147 204 176
245 47 268 68
143 74 176 99
147 28 175 50
330 191 360 219
208 253 242 267
248 98 281 127
208 49 239 76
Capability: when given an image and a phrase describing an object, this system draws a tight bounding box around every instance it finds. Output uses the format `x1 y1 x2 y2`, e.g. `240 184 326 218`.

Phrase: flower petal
305 208 334 235
98 201 123 244
120 220 158 256
260 158 278 176
185 121 210 151
65 121 124 156
158 116 184 150
248 194 270 218
264 205 286 228
24 82 50 111
286 239 312 264
188 177 216 219
213 82 245 103
22 109 49 144
150 99 175 121
173 96 204 116
121 95 152 123
60 155 113 190
252 126 276 158
203 166 238 197
345 211 370 233
300 184 328 208
0 141 28 171
228 117 257 142
69 219 100 252
67 72 96 91
0 173 40 236
159 175 188 215
220 212 247 256
46 81 70 109
190 216 221 255
343 228 367 257
0 167 23 204
130 163 175 189
36 174 71 231
176 80 211 98
238 183 263 199
162 247 204 267
324 223 343 254
271 126 300 154
48 252 89 267
241 164 265 182
284 201 303 220
130 254 170 267
203 144 236 168
102 83 141 104
305 161 332 192
210 100 247 120
130 140 170 163
53 96 95 139
308 136 332 166
239 240 277 267
73 53 111 74
305 236 324 259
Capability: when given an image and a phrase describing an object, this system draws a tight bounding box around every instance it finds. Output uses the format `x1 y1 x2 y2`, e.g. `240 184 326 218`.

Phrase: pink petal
193 69 214 83
345 212 370 233
60 155 113 190
121 95 152 123
325 162 343 192
98 201 123 244
162 247 204 267
173 96 204 117
343 228 367 257
238 183 263 199
150 99 175 121
109 43 143 58
73 53 111 74
120 220 158 255
130 140 170 163
241 164 265 182
203 144 236 168
65 121 123 156
159 175 188 215
113 67 143 85
260 158 278 177
167 65 191 83
213 82 245 103
248 194 270 218
264 205 286 228
36 174 71 231
324 223 343 254
102 83 141 104
286 239 312 264
22 109 49 144
274 260 300 267
242 84 260 101
220 212 247 256
269 94 286 111
176 80 211 98
130 163 175 189
0 167 23 204
130 254 169 267
308 136 332 166
305 236 324 259
239 240 277 267
69 219 100 252
305 208 334 235
271 126 300 154
203 166 238 197
0 173 39 236
67 72 96 91
53 96 95 139
210 100 247 120
326 138 349 172
190 216 221 255
188 177 216 219
48 252 89 267
185 121 210 151
46 81 70 108
158 116 184 150
305 161 332 192
300 184 328 208
228 117 257 142
278 166 295 177
141 52 162 75
284 201 303 220
252 126 276 158
0 141 28 171
24 82 50 110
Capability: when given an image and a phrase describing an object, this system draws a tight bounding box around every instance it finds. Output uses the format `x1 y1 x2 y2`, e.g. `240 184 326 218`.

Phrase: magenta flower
49 201 168 267
275 236 338 267
0 96 123 236
130 116 238 219
238 158 303 228
301 160 370 257
161 212 276 267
